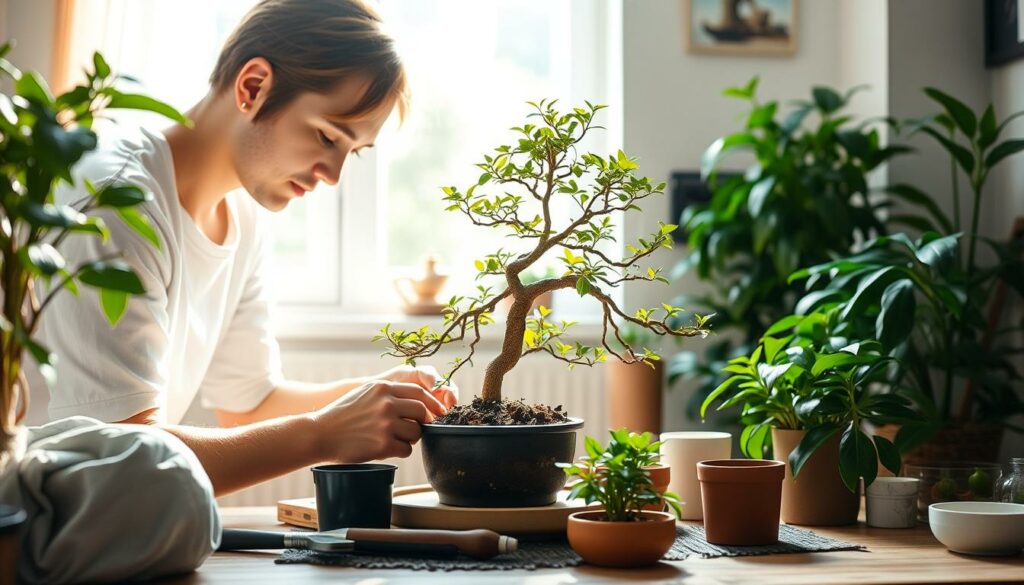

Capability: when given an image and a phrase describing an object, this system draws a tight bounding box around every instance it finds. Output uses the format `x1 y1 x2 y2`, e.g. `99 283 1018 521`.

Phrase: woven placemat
275 524 866 571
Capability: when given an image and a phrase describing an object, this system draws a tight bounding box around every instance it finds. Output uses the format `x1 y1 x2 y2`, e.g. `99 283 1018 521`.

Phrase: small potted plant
702 307 914 525
375 100 709 507
558 429 682 568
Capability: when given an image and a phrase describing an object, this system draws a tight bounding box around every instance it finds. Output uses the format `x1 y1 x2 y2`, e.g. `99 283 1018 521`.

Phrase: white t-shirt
36 126 283 424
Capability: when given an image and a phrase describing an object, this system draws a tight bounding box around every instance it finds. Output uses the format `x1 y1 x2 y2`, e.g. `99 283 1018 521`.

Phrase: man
39 0 456 496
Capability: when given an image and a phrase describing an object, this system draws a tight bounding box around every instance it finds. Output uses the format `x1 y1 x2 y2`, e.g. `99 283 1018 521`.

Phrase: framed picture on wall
684 0 798 57
986 0 1024 67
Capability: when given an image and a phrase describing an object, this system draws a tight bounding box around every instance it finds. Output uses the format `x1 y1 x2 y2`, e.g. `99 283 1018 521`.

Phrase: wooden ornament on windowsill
394 255 448 316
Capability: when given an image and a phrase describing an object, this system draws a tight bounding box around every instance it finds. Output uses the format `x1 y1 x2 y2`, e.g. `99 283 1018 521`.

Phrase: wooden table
165 507 1024 584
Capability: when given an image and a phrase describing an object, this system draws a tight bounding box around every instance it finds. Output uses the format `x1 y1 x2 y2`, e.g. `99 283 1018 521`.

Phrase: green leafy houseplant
702 308 915 491
557 429 682 521
790 88 1024 452
0 44 188 461
374 100 710 417
669 77 938 418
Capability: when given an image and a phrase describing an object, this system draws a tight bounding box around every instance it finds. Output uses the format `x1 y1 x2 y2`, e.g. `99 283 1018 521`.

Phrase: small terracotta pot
772 428 860 526
697 459 784 545
606 359 663 435
567 510 676 567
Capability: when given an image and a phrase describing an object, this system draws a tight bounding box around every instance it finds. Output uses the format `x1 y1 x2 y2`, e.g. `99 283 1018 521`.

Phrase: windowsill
271 306 605 348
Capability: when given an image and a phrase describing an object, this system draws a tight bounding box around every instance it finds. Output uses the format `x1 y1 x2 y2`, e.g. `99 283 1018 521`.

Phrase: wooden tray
277 484 600 537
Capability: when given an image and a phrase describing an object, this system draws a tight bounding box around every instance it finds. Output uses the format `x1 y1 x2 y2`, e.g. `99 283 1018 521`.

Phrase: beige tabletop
163 507 1024 585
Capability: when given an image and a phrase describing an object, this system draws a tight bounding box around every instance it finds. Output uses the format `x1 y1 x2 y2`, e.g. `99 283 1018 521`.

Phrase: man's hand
310 380 449 462
374 364 459 410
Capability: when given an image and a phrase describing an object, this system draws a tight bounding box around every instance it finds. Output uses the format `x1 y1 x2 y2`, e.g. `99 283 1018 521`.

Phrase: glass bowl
904 462 1003 522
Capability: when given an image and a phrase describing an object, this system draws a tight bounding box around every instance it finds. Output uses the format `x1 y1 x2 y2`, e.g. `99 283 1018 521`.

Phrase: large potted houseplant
375 100 710 507
0 44 188 580
790 88 1024 464
668 78 941 420
702 308 914 525
558 429 682 568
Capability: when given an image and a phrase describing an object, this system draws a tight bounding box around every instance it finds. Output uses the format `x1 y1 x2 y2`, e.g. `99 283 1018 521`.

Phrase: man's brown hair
209 0 408 122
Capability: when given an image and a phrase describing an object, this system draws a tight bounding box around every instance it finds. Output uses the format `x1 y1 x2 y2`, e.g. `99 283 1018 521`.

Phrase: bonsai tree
557 429 683 520
375 100 709 420
0 44 188 463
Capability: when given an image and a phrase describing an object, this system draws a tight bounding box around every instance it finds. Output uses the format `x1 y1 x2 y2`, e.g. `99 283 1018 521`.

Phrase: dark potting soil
434 397 570 425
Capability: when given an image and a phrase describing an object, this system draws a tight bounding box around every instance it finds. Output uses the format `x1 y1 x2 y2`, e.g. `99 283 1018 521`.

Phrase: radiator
214 350 609 507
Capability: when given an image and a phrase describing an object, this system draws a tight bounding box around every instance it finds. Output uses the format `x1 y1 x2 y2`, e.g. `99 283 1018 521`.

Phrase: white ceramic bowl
928 501 1024 556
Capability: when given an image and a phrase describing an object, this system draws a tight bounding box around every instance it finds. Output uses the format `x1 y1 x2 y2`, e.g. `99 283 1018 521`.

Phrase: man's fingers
431 388 458 409
393 417 422 442
389 383 448 417
395 397 433 423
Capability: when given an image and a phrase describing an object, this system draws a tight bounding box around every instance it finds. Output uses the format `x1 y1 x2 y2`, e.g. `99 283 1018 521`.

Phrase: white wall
886 0 989 224
4 0 53 76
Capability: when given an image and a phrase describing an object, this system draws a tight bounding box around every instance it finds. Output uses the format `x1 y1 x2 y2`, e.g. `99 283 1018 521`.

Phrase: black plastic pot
312 463 396 530
420 418 585 507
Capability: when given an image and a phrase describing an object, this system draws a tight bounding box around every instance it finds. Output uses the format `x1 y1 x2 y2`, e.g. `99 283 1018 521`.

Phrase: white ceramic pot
865 477 919 528
659 431 731 520
928 501 1024 556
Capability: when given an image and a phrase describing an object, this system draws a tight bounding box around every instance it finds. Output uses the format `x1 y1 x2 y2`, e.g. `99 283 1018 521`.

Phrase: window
74 0 622 320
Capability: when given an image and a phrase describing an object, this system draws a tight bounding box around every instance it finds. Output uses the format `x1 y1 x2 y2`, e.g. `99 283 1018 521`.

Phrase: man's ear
233 57 274 116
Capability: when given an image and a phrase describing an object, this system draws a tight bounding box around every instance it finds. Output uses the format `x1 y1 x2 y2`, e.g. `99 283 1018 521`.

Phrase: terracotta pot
873 423 1003 468
567 510 676 567
697 459 784 545
660 431 732 520
606 359 663 435
772 428 859 526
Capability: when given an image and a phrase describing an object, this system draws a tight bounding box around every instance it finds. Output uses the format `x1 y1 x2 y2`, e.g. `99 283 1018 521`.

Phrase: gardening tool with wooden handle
218 527 518 559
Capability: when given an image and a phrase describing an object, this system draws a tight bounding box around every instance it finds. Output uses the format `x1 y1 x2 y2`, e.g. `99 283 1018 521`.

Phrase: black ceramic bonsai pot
420 417 585 507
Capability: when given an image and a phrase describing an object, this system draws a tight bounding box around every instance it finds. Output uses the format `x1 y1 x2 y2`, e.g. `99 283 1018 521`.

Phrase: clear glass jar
1000 458 1024 504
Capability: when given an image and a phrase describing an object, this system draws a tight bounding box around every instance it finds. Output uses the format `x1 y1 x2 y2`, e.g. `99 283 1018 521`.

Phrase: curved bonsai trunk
481 297 531 402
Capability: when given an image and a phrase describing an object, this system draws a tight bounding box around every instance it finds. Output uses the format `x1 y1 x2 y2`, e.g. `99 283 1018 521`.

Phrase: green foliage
701 308 915 491
669 78 930 419
0 42 185 430
557 429 683 521
376 100 709 399
791 89 1024 439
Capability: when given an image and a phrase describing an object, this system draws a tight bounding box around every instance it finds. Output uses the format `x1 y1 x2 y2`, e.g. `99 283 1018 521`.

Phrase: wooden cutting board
277 484 600 537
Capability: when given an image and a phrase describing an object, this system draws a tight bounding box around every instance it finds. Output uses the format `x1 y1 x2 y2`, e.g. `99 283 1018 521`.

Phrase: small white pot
866 477 919 528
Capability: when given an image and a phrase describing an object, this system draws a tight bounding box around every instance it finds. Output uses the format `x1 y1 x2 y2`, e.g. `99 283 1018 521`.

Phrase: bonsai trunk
481 297 530 402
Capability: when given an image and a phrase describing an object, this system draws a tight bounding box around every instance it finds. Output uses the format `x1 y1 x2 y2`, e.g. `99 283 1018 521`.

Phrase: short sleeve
198 214 283 412
41 187 174 423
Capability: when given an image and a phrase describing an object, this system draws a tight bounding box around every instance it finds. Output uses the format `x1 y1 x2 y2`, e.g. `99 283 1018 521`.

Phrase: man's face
230 74 392 211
